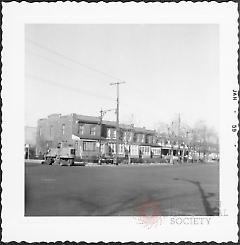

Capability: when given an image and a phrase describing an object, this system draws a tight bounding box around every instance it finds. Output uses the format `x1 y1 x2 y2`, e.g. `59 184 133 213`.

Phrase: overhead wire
25 73 114 101
26 38 149 101
26 50 91 77
25 38 145 117
26 38 125 82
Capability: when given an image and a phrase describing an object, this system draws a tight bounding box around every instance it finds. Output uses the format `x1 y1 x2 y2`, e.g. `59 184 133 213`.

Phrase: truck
44 146 76 166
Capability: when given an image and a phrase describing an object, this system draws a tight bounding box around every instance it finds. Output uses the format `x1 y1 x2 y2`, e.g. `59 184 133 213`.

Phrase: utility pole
26 144 30 160
98 108 115 164
110 81 126 165
186 130 190 163
178 113 181 163
98 109 104 165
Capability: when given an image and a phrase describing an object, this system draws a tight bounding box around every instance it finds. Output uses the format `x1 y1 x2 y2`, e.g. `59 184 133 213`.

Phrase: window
39 127 42 136
107 129 111 138
153 137 156 144
83 141 96 151
140 146 150 155
137 134 142 142
109 143 116 153
70 149 76 155
78 124 84 135
113 130 116 139
142 135 145 143
148 136 152 144
119 144 124 154
123 132 127 141
152 148 161 155
130 145 139 155
62 124 65 135
100 144 105 154
90 126 96 135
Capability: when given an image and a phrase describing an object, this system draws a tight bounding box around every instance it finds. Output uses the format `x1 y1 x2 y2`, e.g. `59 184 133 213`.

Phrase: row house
36 113 161 160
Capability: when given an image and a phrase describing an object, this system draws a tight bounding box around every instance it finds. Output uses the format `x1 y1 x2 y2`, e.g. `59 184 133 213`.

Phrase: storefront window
83 141 96 151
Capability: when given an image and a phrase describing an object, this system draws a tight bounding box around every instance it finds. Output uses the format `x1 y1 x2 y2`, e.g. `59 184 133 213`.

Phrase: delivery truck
44 145 75 166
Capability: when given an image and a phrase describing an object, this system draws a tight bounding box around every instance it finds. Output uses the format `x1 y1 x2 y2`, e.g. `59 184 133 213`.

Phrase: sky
25 24 219 132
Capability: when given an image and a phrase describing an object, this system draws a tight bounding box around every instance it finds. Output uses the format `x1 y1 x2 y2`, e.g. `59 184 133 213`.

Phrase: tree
192 120 219 159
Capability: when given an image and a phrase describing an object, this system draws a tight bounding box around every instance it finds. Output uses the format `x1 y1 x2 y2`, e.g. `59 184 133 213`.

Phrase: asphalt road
25 162 219 216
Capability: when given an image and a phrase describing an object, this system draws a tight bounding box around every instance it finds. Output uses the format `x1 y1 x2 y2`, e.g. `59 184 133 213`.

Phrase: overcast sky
25 24 219 132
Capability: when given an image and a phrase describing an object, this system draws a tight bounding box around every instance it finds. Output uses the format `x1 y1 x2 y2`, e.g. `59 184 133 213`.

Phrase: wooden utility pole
98 109 104 164
98 108 115 164
110 81 126 165
186 130 190 163
178 113 181 163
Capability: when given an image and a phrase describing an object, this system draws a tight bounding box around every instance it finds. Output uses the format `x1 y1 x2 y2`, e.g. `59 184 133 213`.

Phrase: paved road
25 162 219 216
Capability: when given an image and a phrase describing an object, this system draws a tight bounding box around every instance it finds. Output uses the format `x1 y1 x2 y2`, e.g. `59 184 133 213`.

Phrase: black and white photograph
24 23 220 217
2 2 238 243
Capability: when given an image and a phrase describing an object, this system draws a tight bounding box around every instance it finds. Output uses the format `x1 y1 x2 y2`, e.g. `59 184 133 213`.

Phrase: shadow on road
173 178 219 216
105 195 147 216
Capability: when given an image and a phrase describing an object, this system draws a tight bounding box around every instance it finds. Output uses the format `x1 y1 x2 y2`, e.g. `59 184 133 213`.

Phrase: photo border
1 2 239 243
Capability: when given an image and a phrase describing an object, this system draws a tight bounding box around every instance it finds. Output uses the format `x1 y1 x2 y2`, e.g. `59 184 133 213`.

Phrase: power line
25 73 114 101
26 40 148 103
26 38 164 107
26 50 90 77
26 51 133 108
26 38 125 82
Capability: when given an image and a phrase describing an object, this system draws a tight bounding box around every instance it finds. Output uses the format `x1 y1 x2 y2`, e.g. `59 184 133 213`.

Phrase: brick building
36 113 161 161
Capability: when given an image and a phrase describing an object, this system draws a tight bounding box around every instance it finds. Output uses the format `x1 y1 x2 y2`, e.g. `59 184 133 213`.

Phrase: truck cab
44 146 76 166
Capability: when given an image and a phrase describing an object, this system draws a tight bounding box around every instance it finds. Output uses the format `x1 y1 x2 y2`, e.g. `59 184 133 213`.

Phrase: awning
72 134 81 141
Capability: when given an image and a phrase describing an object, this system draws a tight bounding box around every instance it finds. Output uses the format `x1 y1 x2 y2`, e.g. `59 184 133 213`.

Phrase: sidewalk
25 159 193 167
83 162 173 167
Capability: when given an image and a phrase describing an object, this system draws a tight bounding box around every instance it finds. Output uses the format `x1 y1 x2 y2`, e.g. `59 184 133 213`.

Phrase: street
25 162 219 216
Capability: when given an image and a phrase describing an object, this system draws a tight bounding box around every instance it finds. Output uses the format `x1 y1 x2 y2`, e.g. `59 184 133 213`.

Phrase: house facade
36 113 200 163
36 113 163 161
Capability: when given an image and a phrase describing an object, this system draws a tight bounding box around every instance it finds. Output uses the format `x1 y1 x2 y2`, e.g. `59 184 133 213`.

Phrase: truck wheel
49 158 53 165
